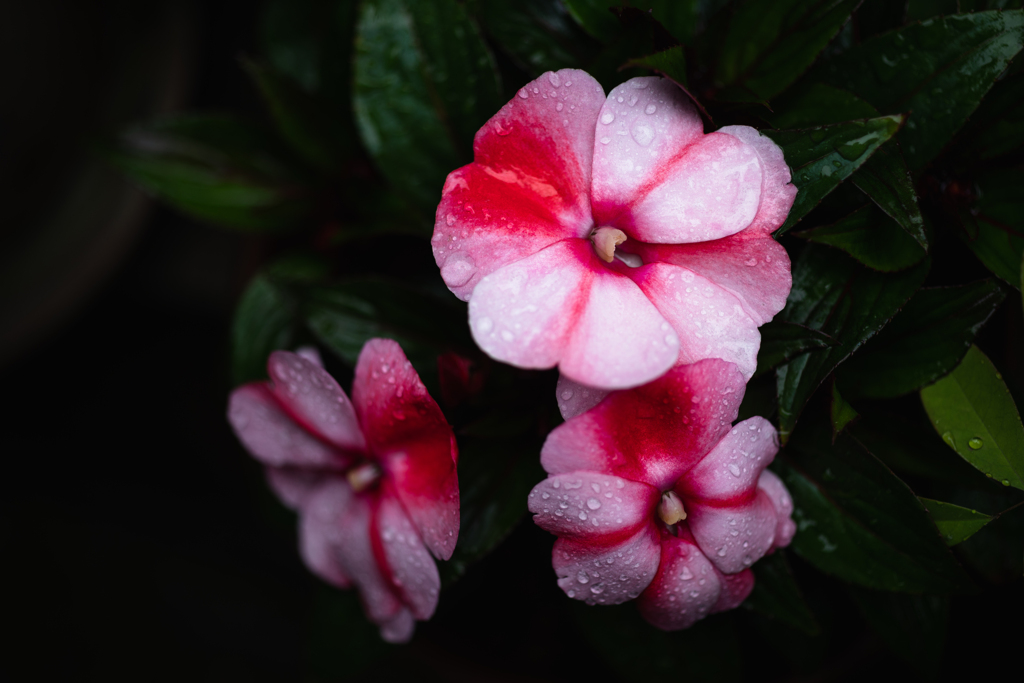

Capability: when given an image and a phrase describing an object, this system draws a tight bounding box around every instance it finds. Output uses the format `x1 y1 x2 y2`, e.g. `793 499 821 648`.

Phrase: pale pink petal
677 417 779 503
267 351 367 452
591 77 704 227
528 472 658 541
228 383 348 470
630 262 761 379
634 227 792 326
352 339 459 560
298 477 353 589
759 469 797 549
265 468 324 510
552 523 662 605
374 492 441 621
541 360 745 490
378 608 415 644
295 346 323 366
717 125 797 235
637 531 723 631
712 569 754 613
555 374 608 420
559 264 679 389
685 489 778 574
433 69 605 300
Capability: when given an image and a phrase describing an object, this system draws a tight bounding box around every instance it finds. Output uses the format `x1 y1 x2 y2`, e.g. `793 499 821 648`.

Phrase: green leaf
353 0 502 214
473 0 599 76
959 169 1024 290
830 381 859 439
781 424 974 593
795 204 926 272
851 143 927 250
764 115 903 235
743 551 819 635
626 44 689 86
563 0 621 43
837 280 1006 399
920 345 1024 491
754 320 833 379
714 0 860 101
849 416 984 484
777 244 929 441
847 587 949 679
815 10 1024 169
961 72 1024 160
106 115 313 232
918 498 995 546
765 82 879 129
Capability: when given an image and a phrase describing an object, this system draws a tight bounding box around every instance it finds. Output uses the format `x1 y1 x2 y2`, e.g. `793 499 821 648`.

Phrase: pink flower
433 69 795 390
227 341 459 643
527 359 795 630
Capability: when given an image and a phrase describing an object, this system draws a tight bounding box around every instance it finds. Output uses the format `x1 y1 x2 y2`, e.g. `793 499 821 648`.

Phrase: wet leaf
851 143 927 250
920 345 1024 491
743 550 819 635
764 115 903 235
474 0 599 76
847 587 948 679
754 321 833 379
837 280 1006 399
830 382 859 439
562 0 622 43
795 204 925 272
626 44 689 86
918 498 995 546
960 169 1024 291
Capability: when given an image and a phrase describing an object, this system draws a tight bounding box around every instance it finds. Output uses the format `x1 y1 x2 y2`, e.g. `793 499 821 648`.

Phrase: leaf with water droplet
920 345 1024 491
918 497 994 547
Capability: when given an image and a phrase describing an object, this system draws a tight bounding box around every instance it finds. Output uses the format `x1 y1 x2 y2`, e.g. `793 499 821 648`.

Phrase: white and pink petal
637 532 723 631
553 523 662 606
685 488 779 575
758 469 797 549
677 417 779 504
374 492 441 621
528 472 658 541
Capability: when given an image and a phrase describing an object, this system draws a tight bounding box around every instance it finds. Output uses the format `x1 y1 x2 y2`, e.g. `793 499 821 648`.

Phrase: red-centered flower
433 69 795 390
527 360 795 630
227 341 459 643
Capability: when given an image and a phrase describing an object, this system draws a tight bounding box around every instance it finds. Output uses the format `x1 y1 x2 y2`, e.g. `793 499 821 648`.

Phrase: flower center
346 461 382 492
658 491 687 525
590 226 643 267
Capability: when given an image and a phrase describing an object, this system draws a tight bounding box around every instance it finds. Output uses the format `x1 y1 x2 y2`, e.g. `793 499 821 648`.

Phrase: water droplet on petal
601 112 615 124
587 498 601 510
645 104 656 114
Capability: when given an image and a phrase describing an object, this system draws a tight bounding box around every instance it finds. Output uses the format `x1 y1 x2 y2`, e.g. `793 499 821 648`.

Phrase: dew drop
728 464 741 477
645 104 656 114
561 389 574 400
477 317 493 334
968 437 983 450
601 112 615 124
548 71 561 87
587 498 602 510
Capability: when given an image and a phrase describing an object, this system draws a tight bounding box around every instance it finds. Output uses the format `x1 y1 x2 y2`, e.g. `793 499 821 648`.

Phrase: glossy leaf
105 115 312 232
754 321 833 379
353 0 502 213
764 115 903 235
781 424 974 593
765 82 878 129
815 10 1024 169
960 170 1024 290
920 345 1024 491
626 44 689 86
795 204 925 272
232 276 299 385
474 0 599 76
837 280 1006 399
918 498 995 546
714 0 860 101
743 550 819 635
563 0 621 43
961 72 1024 160
777 245 929 440
847 587 948 679
851 143 927 250
830 382 858 439
849 416 984 485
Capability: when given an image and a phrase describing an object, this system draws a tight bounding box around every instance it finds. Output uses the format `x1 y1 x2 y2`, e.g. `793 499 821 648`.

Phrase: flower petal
552 522 662 606
555 374 608 420
374 491 441 621
541 360 745 490
712 569 754 614
758 469 797 549
265 467 324 511
228 383 348 470
591 77 704 227
298 477 353 589
434 69 605 300
634 227 792 326
267 351 366 452
717 125 797 235
637 531 723 631
685 488 778 574
677 417 779 504
630 262 761 379
352 339 459 560
378 608 415 644
528 472 658 541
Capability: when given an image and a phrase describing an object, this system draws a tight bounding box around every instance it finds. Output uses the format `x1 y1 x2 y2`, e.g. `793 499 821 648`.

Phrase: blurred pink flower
433 69 794 390
227 340 458 643
527 359 795 630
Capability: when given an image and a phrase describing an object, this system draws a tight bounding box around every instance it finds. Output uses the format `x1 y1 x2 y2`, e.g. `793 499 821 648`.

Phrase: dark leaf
847 587 948 679
851 143 927 250
814 10 1024 169
353 0 502 214
474 0 600 76
849 415 984 484
918 498 995 546
563 0 622 43
960 72 1024 160
626 44 689 86
743 550 819 635
764 115 903 235
714 0 861 102
920 345 1024 491
754 320 833 379
795 204 926 272
781 424 974 593
764 82 878 129
837 280 1006 399
830 381 859 439
777 244 929 440
959 169 1024 290
906 0 958 22
106 115 313 232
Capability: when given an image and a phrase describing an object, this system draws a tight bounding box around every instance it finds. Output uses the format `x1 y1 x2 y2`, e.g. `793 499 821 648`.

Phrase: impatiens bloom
527 359 795 630
433 69 795 390
227 340 459 643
